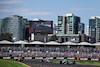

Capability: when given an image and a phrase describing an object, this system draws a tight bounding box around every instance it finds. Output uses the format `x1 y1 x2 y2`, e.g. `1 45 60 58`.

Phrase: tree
49 35 58 41
0 33 12 41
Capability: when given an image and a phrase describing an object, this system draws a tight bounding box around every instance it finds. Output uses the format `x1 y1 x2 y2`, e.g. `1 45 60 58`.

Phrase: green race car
59 59 75 64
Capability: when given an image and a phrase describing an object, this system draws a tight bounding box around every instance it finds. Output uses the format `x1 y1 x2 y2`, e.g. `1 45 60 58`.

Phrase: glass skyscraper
52 14 85 43
0 15 24 42
57 14 81 35
58 16 63 34
89 16 100 42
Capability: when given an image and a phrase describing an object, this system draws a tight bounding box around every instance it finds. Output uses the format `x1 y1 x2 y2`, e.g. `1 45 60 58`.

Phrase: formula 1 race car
59 59 75 64
41 58 52 63
15 57 23 62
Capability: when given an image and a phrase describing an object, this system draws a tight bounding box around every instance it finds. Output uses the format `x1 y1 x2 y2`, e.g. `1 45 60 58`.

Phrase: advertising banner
46 57 53 59
35 57 43 59
80 58 88 60
13 51 23 53
25 57 32 59
57 57 64 59
67 57 75 60
3 57 11 59
31 21 53 34
14 57 19 59
91 59 99 61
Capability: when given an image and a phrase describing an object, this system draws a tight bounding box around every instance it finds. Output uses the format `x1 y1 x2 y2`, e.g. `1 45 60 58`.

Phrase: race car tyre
60 61 62 64
67 61 69 64
73 61 75 64
42 60 43 62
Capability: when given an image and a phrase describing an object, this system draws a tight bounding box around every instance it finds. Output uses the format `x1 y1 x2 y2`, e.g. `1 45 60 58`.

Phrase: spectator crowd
0 46 100 59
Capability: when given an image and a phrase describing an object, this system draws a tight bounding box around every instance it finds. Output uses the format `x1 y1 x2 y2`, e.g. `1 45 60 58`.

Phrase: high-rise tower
57 14 80 34
89 16 100 42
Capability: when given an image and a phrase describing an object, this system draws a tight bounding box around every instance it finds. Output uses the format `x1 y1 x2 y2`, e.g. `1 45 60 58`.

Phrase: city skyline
0 0 100 34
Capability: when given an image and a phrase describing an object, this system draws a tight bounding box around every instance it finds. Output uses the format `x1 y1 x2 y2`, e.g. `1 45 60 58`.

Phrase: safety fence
0 57 100 61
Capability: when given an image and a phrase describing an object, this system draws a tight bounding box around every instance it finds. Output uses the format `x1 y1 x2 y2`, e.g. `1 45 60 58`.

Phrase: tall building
89 16 100 42
78 23 84 34
54 23 58 34
0 15 25 41
58 16 63 34
57 14 80 35
23 19 30 40
87 26 89 36
52 14 85 43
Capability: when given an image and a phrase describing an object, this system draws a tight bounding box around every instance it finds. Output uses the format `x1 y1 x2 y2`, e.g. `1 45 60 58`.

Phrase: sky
0 0 100 34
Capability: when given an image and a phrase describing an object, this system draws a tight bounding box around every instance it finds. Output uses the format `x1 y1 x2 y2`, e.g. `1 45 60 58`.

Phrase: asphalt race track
22 60 100 67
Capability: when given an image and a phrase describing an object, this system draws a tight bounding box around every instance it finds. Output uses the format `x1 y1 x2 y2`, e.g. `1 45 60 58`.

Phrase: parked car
59 59 75 64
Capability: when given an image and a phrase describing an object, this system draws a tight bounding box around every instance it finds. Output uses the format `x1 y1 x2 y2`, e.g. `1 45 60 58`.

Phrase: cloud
20 12 52 16
0 0 23 4
68 8 94 10
0 8 52 16
0 9 12 12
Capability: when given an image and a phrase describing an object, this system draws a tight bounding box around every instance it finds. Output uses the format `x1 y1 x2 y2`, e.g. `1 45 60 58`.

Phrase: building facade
0 15 25 42
48 34 80 43
54 23 58 34
57 14 80 35
87 26 89 36
23 19 30 40
89 16 100 42
53 14 85 43
78 23 84 34
58 16 63 34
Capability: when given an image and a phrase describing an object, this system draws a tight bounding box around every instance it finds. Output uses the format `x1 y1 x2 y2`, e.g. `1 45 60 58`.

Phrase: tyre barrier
0 57 99 61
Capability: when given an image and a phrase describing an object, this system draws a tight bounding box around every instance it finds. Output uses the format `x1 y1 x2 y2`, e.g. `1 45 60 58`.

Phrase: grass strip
76 62 100 66
0 59 28 67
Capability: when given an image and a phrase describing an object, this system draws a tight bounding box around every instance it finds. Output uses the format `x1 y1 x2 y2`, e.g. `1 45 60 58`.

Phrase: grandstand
0 40 100 60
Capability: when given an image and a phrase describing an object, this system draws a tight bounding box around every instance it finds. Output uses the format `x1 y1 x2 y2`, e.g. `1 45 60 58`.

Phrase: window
58 31 62 34
92 29 95 31
69 21 72 23
69 16 73 22
69 28 72 29
58 24 62 26
69 23 72 25
69 26 72 27
59 27 62 30
69 31 72 34
58 21 62 24
69 30 72 31
58 16 62 21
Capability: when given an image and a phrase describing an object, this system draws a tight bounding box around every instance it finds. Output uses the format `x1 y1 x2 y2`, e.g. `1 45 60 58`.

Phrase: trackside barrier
35 57 43 59
0 57 100 61
46 57 53 59
14 57 19 59
67 57 75 60
25 57 32 59
80 58 88 60
57 57 64 59
91 59 99 61
3 57 11 59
